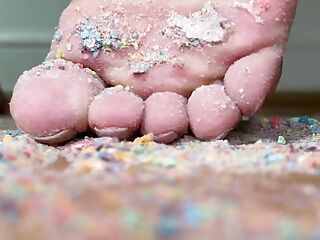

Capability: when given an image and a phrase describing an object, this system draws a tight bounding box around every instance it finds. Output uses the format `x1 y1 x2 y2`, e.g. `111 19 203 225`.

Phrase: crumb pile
0 116 319 239
53 1 232 74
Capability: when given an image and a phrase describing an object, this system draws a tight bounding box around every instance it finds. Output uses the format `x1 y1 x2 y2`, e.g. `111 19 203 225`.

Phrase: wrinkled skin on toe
10 0 297 144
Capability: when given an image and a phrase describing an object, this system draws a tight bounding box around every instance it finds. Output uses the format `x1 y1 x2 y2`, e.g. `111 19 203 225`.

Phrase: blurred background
0 0 319 116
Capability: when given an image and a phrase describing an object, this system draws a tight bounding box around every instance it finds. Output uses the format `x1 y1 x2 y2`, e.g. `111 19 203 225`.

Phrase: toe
224 46 283 116
88 86 144 139
188 82 241 141
33 129 77 145
142 92 188 144
10 59 104 144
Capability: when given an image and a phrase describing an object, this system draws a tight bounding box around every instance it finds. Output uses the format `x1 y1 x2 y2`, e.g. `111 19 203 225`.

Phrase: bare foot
10 0 297 144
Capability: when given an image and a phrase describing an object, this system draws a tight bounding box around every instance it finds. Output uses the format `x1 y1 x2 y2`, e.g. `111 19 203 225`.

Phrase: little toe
88 86 144 139
224 46 283 117
10 59 104 144
142 92 188 144
188 82 241 141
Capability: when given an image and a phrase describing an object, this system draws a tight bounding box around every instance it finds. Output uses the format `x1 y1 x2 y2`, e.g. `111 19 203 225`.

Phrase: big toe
10 59 104 144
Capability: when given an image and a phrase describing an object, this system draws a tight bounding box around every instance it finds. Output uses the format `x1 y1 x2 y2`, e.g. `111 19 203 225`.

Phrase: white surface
0 0 319 93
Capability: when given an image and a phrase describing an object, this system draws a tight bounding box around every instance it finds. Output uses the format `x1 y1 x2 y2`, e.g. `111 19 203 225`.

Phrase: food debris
74 10 148 56
163 2 229 47
53 29 62 43
55 49 65 59
129 48 181 74
0 116 319 239
53 2 231 74
78 17 105 53
277 135 287 145
233 0 271 24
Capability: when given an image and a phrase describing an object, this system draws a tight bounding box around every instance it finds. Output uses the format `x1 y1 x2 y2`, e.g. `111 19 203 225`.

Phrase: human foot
10 0 298 144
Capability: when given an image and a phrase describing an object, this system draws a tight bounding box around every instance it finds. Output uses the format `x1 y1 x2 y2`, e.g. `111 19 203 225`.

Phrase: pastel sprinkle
277 135 287 145
0 114 319 239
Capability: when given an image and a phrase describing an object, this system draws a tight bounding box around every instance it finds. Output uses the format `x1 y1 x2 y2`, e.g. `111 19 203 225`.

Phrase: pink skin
188 82 241 140
224 46 284 116
89 87 144 139
10 0 297 144
142 92 188 144
10 59 105 144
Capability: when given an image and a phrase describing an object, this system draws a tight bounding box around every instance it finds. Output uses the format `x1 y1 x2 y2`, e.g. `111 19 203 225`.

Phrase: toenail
94 127 130 139
32 129 76 145
154 131 179 144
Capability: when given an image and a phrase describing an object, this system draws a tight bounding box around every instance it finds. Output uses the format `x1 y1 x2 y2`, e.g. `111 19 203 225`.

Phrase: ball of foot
10 0 297 144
